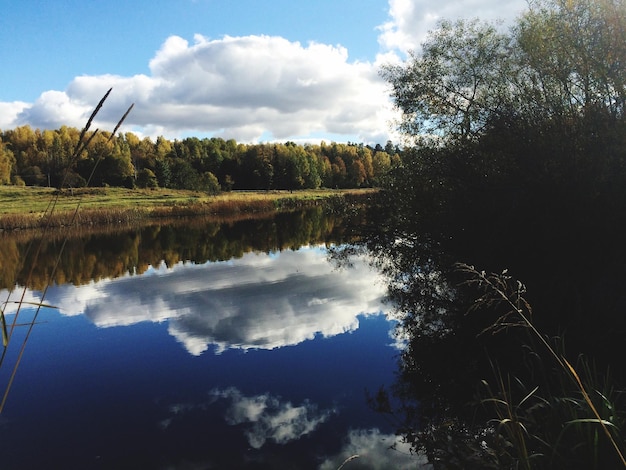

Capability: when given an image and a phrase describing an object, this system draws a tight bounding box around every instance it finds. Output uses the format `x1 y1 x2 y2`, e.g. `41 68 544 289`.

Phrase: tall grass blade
0 309 7 348
0 88 133 415
460 263 626 468
563 358 626 467
76 87 111 149
337 455 360 469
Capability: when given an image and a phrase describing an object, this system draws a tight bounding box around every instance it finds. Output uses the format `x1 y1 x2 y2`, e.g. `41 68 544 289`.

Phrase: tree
304 152 322 189
200 171 221 195
381 19 513 143
516 0 626 120
0 137 15 184
330 156 347 188
76 132 134 187
168 159 201 190
376 3 626 464
21 165 46 186
347 159 367 187
136 168 158 188
243 145 274 190
154 158 171 188
382 0 626 205
372 151 391 177
155 136 173 159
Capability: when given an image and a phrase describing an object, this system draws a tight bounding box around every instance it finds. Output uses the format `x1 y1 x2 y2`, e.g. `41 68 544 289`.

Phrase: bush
136 168 159 189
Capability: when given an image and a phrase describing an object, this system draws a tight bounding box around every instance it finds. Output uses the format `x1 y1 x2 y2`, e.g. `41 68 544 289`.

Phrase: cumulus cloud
0 1 532 143
16 90 93 130
378 0 527 54
0 101 29 130
42 247 388 355
4 34 394 143
318 428 431 470
0 288 47 316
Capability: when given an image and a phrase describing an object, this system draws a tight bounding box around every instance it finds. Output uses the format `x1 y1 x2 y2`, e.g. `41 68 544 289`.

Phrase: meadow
0 186 375 230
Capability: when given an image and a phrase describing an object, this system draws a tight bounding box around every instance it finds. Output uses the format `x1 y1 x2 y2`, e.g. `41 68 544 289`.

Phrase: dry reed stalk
0 88 134 414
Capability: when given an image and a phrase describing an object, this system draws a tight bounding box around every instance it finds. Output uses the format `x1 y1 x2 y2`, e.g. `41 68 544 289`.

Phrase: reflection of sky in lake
44 246 389 354
0 246 428 469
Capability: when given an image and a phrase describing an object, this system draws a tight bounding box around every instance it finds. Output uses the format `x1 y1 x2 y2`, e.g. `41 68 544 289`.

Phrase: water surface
0 212 422 469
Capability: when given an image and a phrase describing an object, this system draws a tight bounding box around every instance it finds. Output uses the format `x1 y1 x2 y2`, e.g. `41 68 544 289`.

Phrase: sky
0 0 527 144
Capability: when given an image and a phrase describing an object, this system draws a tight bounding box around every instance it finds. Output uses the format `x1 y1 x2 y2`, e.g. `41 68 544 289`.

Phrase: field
0 186 376 230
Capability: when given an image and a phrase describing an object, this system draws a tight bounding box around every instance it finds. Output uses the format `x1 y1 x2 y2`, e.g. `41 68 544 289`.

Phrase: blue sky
0 0 526 144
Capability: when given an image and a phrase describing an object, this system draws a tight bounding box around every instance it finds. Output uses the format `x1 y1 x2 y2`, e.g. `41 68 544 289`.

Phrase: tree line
0 125 400 192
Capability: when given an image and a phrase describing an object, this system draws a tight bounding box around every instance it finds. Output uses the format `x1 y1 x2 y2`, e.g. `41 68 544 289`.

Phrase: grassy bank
0 186 376 230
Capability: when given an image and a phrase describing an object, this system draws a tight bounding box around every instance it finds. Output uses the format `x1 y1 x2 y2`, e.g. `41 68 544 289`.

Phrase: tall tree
381 19 513 143
516 0 626 120
0 137 15 184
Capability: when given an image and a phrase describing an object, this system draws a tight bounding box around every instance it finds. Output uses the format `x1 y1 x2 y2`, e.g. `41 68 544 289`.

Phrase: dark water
0 210 425 469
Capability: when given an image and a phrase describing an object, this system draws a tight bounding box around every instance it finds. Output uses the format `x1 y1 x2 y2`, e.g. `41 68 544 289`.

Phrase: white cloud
44 281 107 317
0 288 45 315
42 247 388 355
378 0 527 54
318 428 431 470
0 101 29 130
3 34 394 144
16 90 93 130
0 1 531 143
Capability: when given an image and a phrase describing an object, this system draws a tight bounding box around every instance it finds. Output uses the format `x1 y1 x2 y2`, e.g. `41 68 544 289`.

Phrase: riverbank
0 186 377 231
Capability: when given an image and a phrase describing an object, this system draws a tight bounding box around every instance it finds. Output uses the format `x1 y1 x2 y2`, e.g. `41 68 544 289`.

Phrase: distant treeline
0 125 401 192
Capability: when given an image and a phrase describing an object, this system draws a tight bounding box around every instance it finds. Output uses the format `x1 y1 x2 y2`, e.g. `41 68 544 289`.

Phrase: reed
459 263 626 468
0 88 133 413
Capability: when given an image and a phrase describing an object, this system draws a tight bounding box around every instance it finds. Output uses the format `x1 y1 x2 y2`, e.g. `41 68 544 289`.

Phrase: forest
0 126 400 192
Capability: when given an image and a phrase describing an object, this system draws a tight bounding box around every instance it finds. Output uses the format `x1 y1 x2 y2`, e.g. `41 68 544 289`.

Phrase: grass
0 186 377 230
459 263 626 469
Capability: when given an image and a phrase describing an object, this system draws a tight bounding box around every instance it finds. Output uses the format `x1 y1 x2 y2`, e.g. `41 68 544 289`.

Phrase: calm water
0 212 423 469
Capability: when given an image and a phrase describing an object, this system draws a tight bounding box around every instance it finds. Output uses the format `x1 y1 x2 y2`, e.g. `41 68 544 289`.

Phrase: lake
0 209 425 469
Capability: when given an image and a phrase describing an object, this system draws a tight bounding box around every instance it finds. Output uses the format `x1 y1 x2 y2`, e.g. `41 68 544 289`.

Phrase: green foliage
374 0 626 467
136 168 158 189
0 137 15 184
11 175 25 186
200 171 221 195
381 0 626 231
0 126 397 192
382 18 513 142
154 158 171 188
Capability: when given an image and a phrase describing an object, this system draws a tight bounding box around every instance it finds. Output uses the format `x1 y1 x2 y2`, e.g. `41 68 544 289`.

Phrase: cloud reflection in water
319 428 430 469
43 246 387 355
211 387 334 449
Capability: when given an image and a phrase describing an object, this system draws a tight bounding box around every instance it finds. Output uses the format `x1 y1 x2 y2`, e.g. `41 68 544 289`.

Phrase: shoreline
0 187 377 231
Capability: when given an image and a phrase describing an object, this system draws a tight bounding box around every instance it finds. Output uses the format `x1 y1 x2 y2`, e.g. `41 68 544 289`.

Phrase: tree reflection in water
331 191 626 469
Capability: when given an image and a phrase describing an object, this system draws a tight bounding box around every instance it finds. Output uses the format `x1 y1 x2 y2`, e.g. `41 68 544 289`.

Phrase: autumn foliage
0 126 399 192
